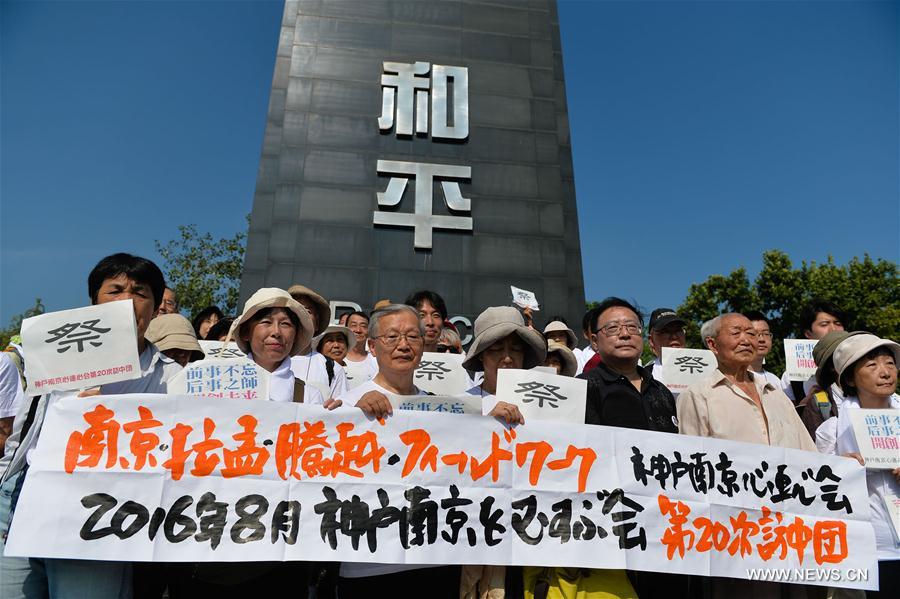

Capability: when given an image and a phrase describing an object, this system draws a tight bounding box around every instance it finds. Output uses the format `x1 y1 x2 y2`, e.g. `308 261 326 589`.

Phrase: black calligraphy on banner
514 382 567 408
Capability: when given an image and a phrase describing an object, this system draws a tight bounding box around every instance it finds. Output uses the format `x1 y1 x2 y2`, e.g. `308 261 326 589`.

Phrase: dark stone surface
241 0 586 330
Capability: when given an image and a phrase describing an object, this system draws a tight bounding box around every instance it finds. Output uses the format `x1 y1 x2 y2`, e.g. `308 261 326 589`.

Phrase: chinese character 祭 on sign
673 355 708 374
415 360 452 382
45 319 111 353
513 381 567 409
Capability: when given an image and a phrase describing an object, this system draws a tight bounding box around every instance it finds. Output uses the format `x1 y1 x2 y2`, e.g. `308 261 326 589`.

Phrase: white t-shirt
0 353 24 419
291 351 347 400
336 379 432 578
342 353 379 389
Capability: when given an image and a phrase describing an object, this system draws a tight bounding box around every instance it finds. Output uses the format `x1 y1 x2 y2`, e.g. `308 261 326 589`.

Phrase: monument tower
240 0 585 339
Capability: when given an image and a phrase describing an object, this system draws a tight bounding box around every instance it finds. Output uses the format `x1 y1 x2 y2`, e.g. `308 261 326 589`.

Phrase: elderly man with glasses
334 303 461 599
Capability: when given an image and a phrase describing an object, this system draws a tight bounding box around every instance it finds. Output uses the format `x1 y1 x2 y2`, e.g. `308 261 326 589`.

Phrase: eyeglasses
376 332 424 347
757 332 773 339
597 322 642 337
436 344 460 354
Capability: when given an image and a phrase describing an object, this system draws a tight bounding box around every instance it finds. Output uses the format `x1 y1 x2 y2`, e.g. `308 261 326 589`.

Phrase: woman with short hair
816 333 900 596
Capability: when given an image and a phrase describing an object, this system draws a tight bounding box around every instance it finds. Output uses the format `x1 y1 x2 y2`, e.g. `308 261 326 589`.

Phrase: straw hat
314 325 355 353
287 284 330 336
833 333 900 383
546 340 578 377
227 288 313 357
543 321 578 349
145 314 203 361
463 306 547 372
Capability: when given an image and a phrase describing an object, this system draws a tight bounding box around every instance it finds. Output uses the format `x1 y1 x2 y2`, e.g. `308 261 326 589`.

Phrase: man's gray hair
368 304 426 338
700 315 725 348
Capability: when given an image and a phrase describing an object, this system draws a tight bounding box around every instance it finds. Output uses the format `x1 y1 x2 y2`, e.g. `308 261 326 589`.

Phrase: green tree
677 250 899 375
0 298 45 348
155 225 246 318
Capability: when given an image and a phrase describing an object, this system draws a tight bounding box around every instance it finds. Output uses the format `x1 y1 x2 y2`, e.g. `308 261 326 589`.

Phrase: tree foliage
0 298 45 349
676 251 899 375
155 225 246 318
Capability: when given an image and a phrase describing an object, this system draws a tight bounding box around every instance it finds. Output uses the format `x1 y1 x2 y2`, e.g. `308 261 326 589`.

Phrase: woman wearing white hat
315 325 355 366
815 333 899 590
463 306 547 424
226 288 328 406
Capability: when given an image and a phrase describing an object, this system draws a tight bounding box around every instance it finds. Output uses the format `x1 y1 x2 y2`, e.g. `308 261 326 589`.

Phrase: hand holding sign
510 286 539 311
21 301 141 394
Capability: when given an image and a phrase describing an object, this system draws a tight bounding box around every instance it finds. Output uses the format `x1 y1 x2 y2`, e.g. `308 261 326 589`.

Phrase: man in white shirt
0 354 24 456
743 310 781 388
336 304 459 597
0 253 182 599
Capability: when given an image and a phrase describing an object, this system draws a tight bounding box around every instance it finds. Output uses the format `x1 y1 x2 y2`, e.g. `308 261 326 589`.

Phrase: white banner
198 341 245 359
21 302 141 394
661 347 717 394
847 409 899 469
413 352 468 395
496 368 587 424
784 339 818 382
6 396 878 590
167 358 270 401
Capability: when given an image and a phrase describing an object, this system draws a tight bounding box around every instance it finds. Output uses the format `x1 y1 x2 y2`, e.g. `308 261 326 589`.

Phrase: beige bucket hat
287 284 330 336
463 306 547 372
227 288 313 357
543 320 578 350
833 333 900 383
145 314 204 361
314 325 355 353
546 340 578 377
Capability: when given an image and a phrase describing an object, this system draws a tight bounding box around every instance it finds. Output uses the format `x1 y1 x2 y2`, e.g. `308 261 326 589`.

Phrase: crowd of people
0 252 896 599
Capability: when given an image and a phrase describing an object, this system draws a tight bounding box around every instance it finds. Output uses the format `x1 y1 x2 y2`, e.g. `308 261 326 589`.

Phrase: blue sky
2 0 897 323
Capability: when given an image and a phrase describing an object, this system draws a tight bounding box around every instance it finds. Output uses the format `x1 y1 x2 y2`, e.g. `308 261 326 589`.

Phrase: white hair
368 304 426 338
700 315 724 348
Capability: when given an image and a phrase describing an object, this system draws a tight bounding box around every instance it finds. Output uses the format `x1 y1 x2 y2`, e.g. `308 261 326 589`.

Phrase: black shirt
577 362 678 433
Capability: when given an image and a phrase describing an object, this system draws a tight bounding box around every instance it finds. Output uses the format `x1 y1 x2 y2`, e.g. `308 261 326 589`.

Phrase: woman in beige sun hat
225 287 328 405
542 320 578 350
463 306 547 424
144 313 204 367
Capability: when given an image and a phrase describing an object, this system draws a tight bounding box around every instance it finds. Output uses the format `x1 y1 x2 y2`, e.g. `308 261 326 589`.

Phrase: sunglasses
435 344 460 354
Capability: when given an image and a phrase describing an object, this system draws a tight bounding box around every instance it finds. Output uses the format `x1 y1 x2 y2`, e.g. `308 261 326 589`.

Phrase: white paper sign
6 395 878 590
510 285 539 311
887 492 900 540
167 358 270 401
389 393 482 415
21 301 141 394
847 409 900 469
661 347 717 393
784 339 818 382
496 368 586 423
413 352 468 395
198 340 245 359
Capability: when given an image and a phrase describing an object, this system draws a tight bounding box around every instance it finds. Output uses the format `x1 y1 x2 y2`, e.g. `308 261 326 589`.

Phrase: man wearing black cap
645 308 688 382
